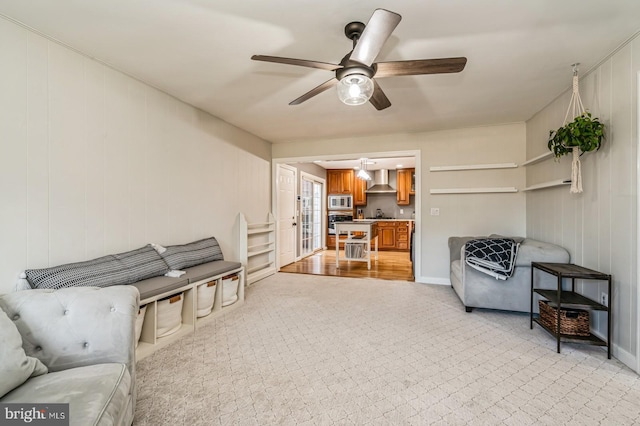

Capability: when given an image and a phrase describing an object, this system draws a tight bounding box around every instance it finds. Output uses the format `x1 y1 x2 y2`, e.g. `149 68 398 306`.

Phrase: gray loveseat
448 235 570 312
0 286 139 426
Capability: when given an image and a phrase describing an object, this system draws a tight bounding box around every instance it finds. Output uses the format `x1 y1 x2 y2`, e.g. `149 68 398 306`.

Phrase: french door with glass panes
300 174 323 257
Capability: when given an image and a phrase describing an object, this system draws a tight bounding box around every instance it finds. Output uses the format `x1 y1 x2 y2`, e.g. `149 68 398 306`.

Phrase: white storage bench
133 261 245 360
18 237 246 361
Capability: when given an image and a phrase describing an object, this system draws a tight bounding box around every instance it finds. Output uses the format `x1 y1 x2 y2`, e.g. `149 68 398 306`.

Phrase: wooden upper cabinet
353 175 367 206
327 171 342 194
341 169 354 194
327 169 354 194
396 168 414 205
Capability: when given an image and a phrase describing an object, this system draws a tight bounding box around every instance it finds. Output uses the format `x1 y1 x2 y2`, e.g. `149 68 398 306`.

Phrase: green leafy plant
548 112 605 158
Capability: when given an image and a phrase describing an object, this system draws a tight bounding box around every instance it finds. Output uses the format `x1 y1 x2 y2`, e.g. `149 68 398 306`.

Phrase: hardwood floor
279 249 414 281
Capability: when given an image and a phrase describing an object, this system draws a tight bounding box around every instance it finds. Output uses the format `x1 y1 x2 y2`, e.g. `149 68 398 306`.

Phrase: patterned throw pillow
25 255 130 290
25 245 169 290
114 245 169 282
160 237 224 270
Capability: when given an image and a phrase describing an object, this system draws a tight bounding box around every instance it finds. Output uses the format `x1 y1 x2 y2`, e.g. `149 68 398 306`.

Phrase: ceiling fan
251 8 467 110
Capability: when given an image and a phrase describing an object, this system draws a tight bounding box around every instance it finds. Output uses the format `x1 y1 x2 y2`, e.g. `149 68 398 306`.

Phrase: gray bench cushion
132 261 241 301
132 276 189 301
183 261 242 284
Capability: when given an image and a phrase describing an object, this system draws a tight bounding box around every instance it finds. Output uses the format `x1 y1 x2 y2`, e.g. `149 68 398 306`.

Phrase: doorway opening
273 150 420 282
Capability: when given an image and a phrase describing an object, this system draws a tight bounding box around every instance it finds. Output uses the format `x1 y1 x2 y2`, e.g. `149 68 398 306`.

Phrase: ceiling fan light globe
337 74 374 106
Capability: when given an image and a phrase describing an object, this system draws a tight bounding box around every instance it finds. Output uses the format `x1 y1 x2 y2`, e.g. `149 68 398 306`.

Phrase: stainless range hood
365 169 396 193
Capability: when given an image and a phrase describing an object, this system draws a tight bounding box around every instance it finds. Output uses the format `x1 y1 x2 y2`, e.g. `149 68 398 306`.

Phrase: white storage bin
222 274 240 307
135 304 147 347
196 280 217 317
345 242 367 259
156 293 183 338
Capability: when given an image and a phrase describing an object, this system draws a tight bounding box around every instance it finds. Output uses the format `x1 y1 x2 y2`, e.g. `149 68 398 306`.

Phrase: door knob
292 222 297 226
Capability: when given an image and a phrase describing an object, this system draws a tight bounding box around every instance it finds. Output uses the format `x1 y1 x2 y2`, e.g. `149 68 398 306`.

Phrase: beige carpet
134 273 640 425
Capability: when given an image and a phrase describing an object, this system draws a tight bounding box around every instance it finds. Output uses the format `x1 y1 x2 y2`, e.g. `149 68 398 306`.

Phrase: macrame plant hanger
563 63 586 193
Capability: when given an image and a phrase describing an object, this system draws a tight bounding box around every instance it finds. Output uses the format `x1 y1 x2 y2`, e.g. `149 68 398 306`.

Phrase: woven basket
538 300 590 336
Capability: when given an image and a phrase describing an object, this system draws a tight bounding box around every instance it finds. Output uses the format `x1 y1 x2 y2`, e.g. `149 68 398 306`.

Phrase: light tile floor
134 273 640 425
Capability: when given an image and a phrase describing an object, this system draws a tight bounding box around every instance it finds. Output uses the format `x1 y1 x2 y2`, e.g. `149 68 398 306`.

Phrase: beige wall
273 123 527 283
0 17 272 294
525 35 639 370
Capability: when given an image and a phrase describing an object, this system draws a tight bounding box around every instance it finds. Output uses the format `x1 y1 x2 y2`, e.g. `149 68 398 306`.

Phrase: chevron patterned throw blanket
464 238 520 280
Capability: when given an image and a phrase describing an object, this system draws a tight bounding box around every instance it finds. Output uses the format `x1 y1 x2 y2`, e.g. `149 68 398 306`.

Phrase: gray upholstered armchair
0 286 139 426
449 235 570 313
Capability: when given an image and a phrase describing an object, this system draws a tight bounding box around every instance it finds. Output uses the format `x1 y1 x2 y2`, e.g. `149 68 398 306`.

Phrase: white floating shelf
522 179 571 191
521 151 554 167
429 163 518 172
430 187 519 194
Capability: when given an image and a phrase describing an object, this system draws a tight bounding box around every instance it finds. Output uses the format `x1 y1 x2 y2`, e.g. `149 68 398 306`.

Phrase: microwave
328 195 353 210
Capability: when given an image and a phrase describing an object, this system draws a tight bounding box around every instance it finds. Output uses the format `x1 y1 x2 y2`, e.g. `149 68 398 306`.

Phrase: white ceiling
1 1 639 144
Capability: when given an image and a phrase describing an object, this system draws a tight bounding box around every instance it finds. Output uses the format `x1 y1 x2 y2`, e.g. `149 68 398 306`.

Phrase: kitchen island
354 218 414 251
335 221 379 270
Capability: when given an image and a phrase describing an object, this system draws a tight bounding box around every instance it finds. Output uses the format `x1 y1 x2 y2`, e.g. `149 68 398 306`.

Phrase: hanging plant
548 111 605 158
546 64 605 194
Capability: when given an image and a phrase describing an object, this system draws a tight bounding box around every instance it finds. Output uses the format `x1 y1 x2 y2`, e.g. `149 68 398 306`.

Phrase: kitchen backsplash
360 193 415 219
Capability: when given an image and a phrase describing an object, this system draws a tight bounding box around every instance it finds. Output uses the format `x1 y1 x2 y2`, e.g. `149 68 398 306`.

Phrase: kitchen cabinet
396 221 409 250
327 169 354 194
377 221 396 250
379 228 396 249
397 168 415 205
376 220 410 251
327 235 336 249
353 175 367 206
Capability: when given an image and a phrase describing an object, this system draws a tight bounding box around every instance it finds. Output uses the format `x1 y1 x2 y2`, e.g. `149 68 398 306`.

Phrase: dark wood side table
530 262 612 359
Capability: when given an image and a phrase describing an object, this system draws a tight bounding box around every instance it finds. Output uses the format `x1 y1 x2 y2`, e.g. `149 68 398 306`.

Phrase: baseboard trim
416 276 450 286
565 321 637 373
610 343 637 373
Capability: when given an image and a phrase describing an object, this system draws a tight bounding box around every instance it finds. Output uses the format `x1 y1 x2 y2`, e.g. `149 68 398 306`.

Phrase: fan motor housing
336 64 374 80
344 21 365 41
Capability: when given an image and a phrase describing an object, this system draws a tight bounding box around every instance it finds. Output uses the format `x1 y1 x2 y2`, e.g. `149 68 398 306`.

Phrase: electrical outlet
400 209 404 215
430 208 440 216
601 292 608 306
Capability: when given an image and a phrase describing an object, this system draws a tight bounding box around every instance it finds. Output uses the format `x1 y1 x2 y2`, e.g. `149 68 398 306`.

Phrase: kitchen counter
353 218 414 222
352 218 413 251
